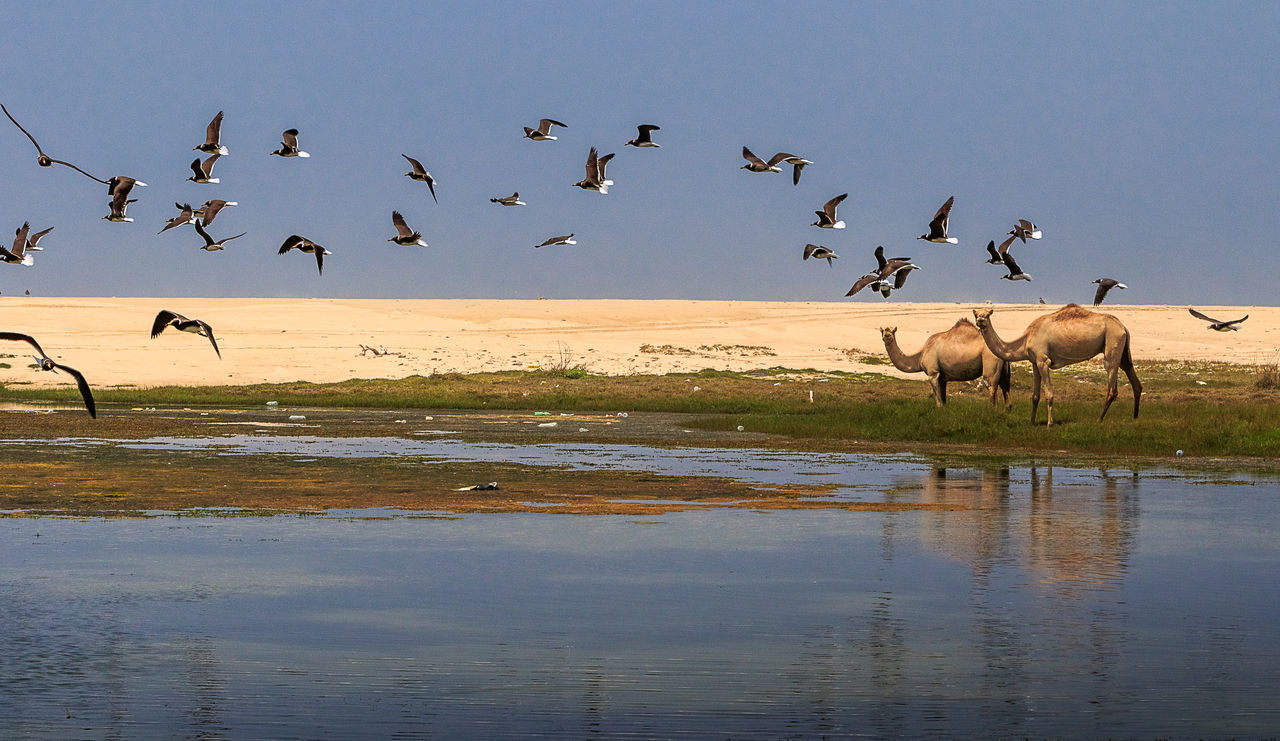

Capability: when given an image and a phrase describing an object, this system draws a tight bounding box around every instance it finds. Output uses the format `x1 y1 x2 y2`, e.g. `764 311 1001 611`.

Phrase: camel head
972 306 994 330
879 326 897 343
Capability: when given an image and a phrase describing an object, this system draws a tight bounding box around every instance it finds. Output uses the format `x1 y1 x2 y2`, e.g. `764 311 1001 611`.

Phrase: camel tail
999 359 1012 398
1122 335 1142 419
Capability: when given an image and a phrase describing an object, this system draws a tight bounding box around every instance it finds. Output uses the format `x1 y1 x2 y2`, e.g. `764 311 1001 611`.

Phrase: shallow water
1 444 1277 738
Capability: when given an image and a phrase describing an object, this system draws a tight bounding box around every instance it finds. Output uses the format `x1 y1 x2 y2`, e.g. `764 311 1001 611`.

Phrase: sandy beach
3 298 1277 389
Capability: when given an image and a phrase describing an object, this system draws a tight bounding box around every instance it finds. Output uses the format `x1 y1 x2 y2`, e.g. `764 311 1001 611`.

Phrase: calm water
1 439 1278 738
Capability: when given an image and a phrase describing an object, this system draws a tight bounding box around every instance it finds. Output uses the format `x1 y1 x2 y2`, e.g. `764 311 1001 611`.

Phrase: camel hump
1054 304 1095 320
951 317 976 329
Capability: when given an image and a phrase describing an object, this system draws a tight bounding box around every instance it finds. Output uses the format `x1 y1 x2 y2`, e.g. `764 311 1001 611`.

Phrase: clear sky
2 1 1277 305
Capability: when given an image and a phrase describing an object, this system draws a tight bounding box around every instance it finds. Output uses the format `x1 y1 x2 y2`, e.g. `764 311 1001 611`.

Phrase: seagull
1092 278 1126 306
1188 308 1248 331
740 146 793 173
1 223 34 266
24 226 53 251
270 129 310 157
194 111 229 155
985 237 1016 265
846 246 919 296
193 199 237 225
873 245 912 273
573 147 614 194
803 243 838 266
1009 219 1042 243
401 154 437 204
812 193 847 229
388 211 429 247
103 194 137 222
159 203 197 234
536 234 576 248
880 263 922 298
187 153 221 184
1000 251 1032 281
193 221 245 251
104 176 146 222
279 234 329 275
523 118 567 141
625 124 661 148
0 332 95 417
490 192 525 206
151 310 221 358
918 196 958 244
0 102 107 183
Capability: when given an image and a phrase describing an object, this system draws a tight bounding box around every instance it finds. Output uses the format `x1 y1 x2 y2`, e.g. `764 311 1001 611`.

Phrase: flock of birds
0 103 1255 418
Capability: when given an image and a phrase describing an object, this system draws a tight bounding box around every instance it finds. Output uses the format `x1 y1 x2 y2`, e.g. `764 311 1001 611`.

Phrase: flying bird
150 310 221 358
803 244 838 266
0 332 95 417
103 194 137 222
0 103 107 183
270 129 310 157
740 147 792 173
23 226 53 251
187 153 221 184
780 154 812 185
880 263 921 298
812 193 847 229
388 211 429 247
159 203 197 234
1092 278 1126 306
536 234 576 248
279 234 329 274
985 237 1016 265
918 196 958 244
1 223 34 266
193 221 245 251
194 199 237 225
846 246 918 297
490 192 525 206
523 118 567 141
401 154 437 204
1009 219 1042 243
1188 308 1248 331
194 111 229 155
625 124 661 148
999 252 1032 281
573 147 614 194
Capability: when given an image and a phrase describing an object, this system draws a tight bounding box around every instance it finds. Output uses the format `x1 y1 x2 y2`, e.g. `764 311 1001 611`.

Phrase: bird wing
596 152 614 179
48 158 107 183
1018 219 1034 230
200 153 220 176
151 310 182 338
49 361 96 418
205 111 223 146
426 176 438 204
791 162 806 185
108 176 138 198
401 153 426 174
584 147 599 180
986 240 999 260
997 236 1015 255
803 244 820 260
741 146 768 168
282 129 300 148
1093 282 1110 306
637 124 659 134
12 222 30 256
391 211 414 238
541 118 567 132
192 221 216 246
823 193 848 218
314 244 325 275
201 200 226 223
1002 252 1023 275
767 152 798 167
223 232 247 244
279 235 306 254
27 226 53 247
874 245 887 271
1 102 47 156
893 266 917 289
934 195 955 220
1224 315 1249 326
846 273 880 297
1188 308 1219 324
0 331 47 357
198 320 222 359
189 158 205 179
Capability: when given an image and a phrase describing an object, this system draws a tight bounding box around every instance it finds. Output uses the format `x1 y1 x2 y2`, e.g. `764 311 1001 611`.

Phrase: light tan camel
880 319 1011 408
972 304 1141 426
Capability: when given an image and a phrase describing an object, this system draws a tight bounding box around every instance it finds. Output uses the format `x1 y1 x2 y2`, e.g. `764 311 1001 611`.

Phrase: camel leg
1038 360 1055 427
1029 365 1042 424
1099 360 1120 422
928 372 944 407
939 377 948 405
985 364 999 408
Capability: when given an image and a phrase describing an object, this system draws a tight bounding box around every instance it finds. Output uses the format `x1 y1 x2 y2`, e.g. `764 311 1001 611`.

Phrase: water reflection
1 452 1277 737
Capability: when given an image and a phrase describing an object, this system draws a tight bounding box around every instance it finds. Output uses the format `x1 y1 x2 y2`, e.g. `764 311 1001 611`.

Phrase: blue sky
2 2 1277 304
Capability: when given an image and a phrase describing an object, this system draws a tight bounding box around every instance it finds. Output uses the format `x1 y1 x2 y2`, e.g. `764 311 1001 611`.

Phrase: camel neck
977 317 1027 362
882 334 924 373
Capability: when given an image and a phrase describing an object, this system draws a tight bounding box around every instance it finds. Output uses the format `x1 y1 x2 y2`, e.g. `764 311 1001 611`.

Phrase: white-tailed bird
104 176 146 222
812 193 847 229
194 111 229 156
401 154 437 204
279 234 329 275
523 118 567 141
1000 252 1032 281
1092 278 1126 306
159 203 197 234
187 153 221 184
150 309 221 358
740 146 789 173
490 192 525 206
1 102 106 182
536 234 576 248
1188 308 1248 331
1 223 34 266
918 196 957 244
1009 219 1042 243
803 243 838 266
270 129 310 157
193 221 245 251
388 211 429 247
573 147 614 193
194 199 237 225
626 124 661 148
0 332 95 417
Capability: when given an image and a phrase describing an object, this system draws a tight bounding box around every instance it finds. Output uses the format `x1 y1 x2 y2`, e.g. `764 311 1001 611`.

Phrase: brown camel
880 319 1011 408
972 304 1141 426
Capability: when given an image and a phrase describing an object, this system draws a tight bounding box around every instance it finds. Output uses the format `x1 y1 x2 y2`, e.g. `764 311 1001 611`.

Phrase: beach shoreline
2 298 1276 389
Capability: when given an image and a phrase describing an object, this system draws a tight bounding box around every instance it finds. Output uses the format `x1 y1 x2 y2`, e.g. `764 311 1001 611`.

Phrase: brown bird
1 222 34 266
401 154 437 203
187 153 221 184
811 193 847 229
104 175 147 222
279 234 329 274
0 332 95 417
573 147 614 194
270 129 309 157
159 203 197 234
0 102 107 183
803 244 838 266
194 111 229 155
490 192 525 206
536 234 576 248
193 221 245 251
918 196 958 244
625 124 661 148
1188 308 1248 331
151 310 221 358
1092 278 1126 306
388 211 429 247
523 118 567 141
193 199 238 225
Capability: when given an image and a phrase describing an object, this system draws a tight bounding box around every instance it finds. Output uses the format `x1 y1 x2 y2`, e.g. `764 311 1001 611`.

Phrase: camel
880 319 1011 408
972 304 1141 426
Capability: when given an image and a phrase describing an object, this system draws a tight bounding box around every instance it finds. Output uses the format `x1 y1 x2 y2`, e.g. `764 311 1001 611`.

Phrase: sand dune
2 298 1276 389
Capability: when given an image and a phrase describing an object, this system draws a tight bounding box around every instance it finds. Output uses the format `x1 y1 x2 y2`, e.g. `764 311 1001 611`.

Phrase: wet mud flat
0 407 964 517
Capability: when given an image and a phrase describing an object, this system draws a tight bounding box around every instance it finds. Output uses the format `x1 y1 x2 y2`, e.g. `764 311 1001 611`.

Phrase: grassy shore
4 358 1280 459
